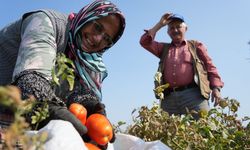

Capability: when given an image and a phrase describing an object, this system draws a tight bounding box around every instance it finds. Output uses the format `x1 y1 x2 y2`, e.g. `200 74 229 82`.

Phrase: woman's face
80 14 121 53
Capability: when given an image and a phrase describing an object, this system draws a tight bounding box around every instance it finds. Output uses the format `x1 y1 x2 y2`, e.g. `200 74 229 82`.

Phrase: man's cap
169 14 185 23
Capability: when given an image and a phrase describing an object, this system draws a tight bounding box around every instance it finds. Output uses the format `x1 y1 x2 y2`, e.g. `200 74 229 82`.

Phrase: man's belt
164 82 197 94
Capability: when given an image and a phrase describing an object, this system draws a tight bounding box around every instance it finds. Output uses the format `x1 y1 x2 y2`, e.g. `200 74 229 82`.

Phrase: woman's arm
12 12 88 136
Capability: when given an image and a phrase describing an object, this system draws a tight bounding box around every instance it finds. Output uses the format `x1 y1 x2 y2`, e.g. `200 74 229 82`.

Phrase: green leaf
52 53 76 91
231 103 238 113
67 75 75 91
219 100 228 108
222 130 228 139
31 116 37 124
52 69 59 85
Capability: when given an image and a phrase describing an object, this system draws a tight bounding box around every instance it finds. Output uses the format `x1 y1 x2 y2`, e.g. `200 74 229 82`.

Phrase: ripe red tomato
86 114 113 145
69 103 87 125
84 143 101 150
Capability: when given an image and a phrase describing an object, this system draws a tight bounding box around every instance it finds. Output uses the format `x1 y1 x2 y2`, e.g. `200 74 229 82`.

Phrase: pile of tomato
69 103 113 150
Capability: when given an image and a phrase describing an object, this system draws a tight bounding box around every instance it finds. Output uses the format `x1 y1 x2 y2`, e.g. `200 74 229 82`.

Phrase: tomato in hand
69 103 87 125
84 142 101 150
86 114 113 146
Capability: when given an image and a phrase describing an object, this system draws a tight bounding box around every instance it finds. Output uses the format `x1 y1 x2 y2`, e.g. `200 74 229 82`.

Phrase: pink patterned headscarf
67 0 125 100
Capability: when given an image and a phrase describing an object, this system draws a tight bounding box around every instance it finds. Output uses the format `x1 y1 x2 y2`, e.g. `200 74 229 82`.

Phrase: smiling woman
0 0 125 149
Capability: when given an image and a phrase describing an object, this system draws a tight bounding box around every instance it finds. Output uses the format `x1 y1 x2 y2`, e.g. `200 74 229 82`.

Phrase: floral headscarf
68 0 125 100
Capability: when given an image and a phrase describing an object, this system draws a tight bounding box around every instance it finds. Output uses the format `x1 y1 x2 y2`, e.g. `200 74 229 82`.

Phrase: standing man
140 13 224 118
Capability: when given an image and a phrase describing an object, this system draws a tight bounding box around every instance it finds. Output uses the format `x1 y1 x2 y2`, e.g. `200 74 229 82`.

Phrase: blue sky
1 0 250 125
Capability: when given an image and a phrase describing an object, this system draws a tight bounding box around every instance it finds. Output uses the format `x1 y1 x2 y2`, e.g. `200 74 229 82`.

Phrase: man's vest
157 40 211 99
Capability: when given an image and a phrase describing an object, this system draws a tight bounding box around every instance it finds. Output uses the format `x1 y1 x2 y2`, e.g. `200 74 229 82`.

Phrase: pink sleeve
139 30 164 58
196 42 224 88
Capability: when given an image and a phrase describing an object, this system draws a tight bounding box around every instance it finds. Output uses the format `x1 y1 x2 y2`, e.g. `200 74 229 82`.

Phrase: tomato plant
86 114 113 145
69 103 87 125
122 99 250 150
84 142 101 150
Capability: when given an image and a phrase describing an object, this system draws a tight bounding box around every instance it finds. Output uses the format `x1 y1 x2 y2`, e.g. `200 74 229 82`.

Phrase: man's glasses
92 20 114 47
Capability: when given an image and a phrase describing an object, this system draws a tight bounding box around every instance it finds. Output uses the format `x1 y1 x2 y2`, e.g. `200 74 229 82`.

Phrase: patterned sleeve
12 11 57 81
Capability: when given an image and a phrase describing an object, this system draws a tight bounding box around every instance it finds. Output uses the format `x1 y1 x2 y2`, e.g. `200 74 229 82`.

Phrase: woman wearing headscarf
0 0 125 145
